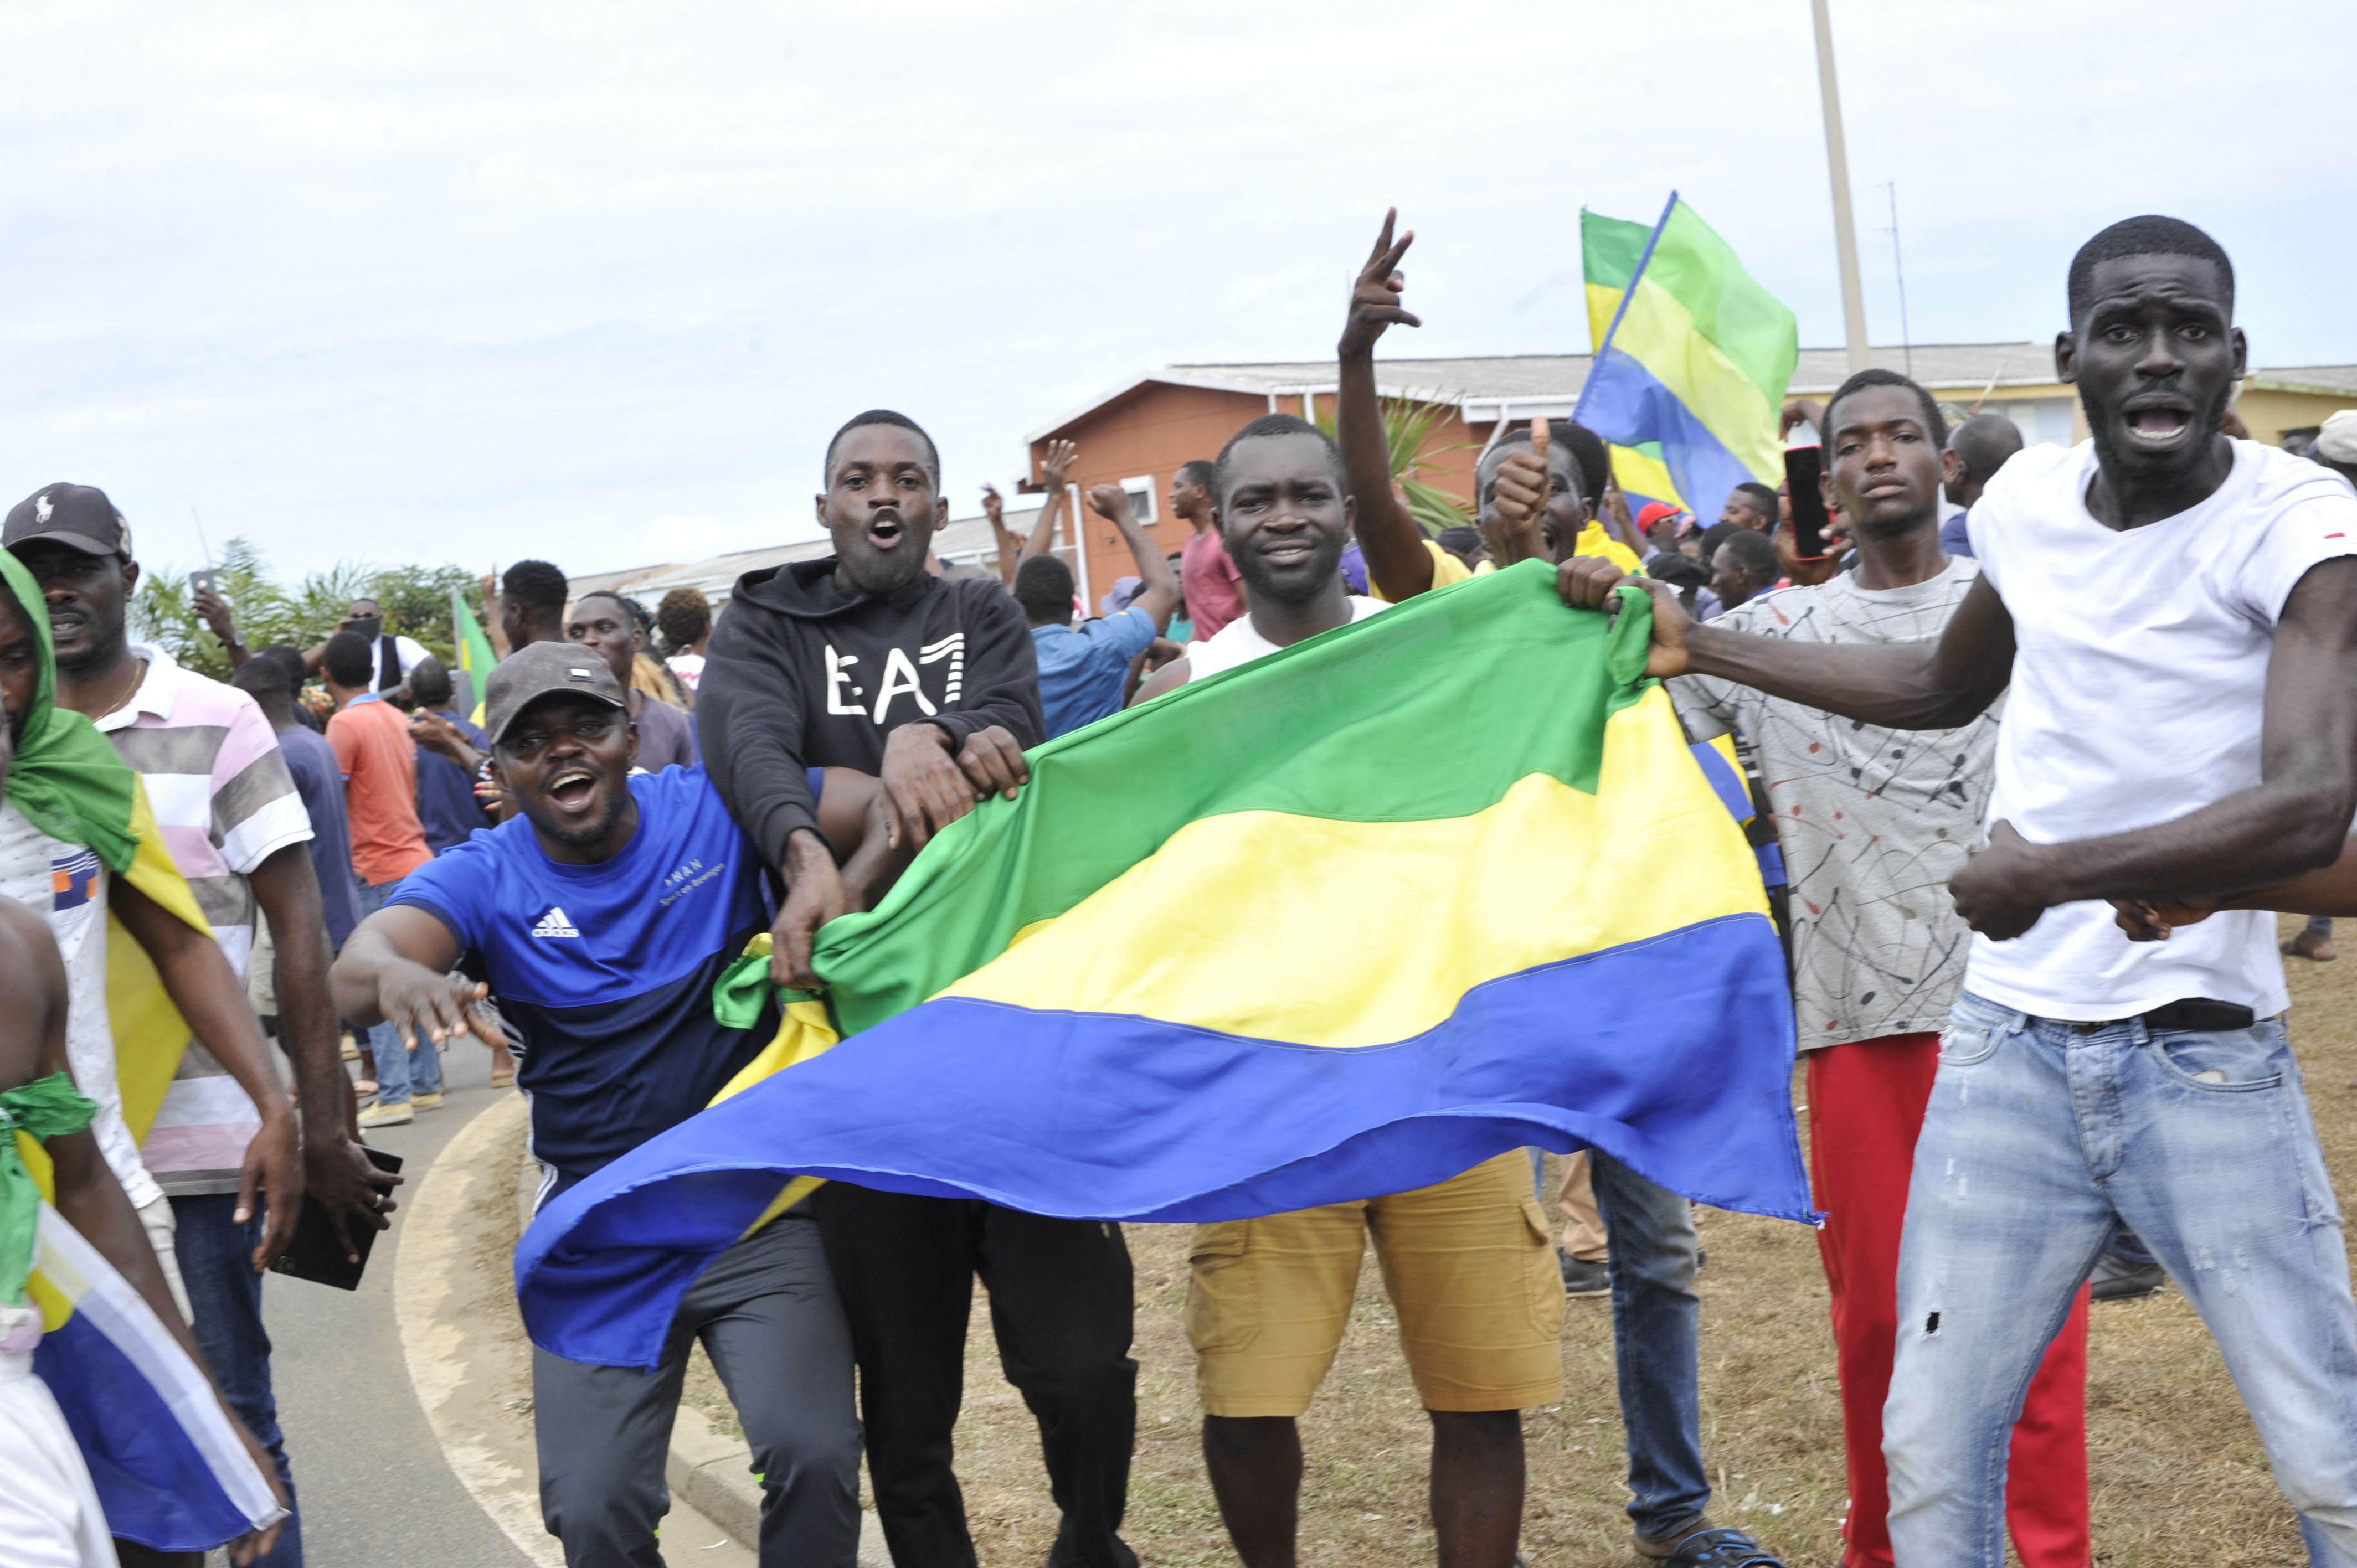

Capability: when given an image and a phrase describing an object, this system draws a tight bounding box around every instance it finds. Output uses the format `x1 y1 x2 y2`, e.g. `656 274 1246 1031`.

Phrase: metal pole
1810 0 1871 374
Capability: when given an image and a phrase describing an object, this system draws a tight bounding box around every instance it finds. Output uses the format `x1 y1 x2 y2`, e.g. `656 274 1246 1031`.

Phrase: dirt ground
685 914 2350 1566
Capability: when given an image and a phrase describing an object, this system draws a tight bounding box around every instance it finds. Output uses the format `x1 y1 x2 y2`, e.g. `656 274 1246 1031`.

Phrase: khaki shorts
1185 1151 1564 1417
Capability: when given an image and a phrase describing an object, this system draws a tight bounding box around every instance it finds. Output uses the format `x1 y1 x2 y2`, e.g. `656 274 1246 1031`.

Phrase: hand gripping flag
516 564 1810 1370
1578 194 1799 524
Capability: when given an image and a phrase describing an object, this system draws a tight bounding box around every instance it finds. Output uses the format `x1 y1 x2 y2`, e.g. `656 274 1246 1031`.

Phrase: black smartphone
187 569 219 598
1783 445 1831 561
267 1144 405 1291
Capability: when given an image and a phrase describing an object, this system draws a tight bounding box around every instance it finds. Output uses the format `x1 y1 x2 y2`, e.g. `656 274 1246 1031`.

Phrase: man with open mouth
1560 215 2357 1565
333 642 878 1567
696 410 1149 1568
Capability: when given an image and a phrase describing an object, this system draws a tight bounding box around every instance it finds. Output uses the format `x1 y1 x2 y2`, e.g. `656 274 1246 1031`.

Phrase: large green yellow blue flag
514 564 1809 1370
1579 194 1799 522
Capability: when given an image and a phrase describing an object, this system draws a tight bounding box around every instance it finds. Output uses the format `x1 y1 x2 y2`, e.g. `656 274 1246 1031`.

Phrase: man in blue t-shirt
328 641 862 1567
1017 484 1180 737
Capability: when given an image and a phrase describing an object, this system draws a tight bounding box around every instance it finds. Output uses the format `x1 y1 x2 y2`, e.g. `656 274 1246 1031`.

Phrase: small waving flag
1579 195 1799 522
450 586 500 726
514 564 1809 1371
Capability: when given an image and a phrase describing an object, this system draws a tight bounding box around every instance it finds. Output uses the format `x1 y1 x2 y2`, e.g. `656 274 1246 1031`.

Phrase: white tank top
1184 597 1388 682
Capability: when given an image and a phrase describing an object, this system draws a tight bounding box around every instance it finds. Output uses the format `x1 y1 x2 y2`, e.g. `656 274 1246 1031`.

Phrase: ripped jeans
1885 991 2357 1566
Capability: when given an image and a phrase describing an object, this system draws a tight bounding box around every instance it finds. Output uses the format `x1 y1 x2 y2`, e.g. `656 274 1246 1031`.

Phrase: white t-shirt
1185 596 1388 681
0 802 160 1209
1966 439 2357 1020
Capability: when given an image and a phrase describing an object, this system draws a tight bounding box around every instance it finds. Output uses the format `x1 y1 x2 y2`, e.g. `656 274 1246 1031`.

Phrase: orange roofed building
1024 346 2357 605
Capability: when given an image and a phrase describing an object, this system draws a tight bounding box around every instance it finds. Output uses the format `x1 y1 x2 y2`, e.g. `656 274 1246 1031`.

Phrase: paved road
263 1043 533 1568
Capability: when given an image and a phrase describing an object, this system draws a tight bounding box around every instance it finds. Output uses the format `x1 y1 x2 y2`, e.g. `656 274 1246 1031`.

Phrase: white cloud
2 0 2349 579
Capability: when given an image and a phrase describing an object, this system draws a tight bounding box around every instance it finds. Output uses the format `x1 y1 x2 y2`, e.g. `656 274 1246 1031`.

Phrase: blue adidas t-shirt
387 767 773 1201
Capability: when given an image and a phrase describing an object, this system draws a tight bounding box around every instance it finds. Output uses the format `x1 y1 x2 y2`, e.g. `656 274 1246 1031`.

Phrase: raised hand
1339 208 1420 360
980 483 1006 524
1040 438 1078 493
1087 484 1134 522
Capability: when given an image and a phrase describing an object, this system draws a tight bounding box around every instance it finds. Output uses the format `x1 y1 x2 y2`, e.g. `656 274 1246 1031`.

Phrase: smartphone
1783 445 1832 562
267 1144 405 1291
187 569 219 598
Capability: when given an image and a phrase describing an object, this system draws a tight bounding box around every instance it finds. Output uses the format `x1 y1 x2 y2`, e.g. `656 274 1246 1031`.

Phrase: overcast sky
4 1 2350 582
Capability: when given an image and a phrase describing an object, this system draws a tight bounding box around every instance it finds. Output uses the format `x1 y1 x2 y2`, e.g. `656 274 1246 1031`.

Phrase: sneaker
1559 1250 1610 1296
357 1100 414 1128
410 1091 445 1111
2091 1252 2165 1302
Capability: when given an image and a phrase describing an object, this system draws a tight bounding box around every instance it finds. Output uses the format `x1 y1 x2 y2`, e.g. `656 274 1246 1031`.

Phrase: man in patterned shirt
1669 372 2088 1568
8 483 387 1568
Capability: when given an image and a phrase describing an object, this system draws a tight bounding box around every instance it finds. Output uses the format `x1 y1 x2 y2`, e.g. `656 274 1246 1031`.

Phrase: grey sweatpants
533 1212 862 1567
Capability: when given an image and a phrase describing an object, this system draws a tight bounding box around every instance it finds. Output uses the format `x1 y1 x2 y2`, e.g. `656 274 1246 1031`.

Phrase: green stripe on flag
815 565 1655 1034
1642 202 1798 405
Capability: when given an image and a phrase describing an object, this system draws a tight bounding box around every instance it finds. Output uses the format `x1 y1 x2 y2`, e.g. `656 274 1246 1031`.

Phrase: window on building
1121 476 1157 525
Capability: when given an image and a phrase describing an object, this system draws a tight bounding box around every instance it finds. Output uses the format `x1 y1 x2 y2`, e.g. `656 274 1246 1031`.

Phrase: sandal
1659 1528 1784 1566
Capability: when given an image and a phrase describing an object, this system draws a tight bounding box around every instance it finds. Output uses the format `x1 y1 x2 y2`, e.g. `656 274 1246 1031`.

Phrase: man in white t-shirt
1674 370 2094 1568
1562 215 2357 1564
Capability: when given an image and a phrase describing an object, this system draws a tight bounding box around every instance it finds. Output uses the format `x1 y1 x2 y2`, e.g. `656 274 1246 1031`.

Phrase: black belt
2069 997 2256 1035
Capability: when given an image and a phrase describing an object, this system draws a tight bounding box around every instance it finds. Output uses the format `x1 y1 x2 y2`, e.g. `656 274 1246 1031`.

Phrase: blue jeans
356 878 440 1105
1591 1152 1710 1541
174 1193 301 1565
1887 992 2357 1566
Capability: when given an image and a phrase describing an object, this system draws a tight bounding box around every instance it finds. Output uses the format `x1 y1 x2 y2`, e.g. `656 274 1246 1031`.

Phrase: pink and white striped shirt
100 644 312 1196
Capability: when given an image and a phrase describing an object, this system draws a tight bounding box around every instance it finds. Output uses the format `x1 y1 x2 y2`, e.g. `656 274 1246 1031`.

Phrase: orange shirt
327 697 433 886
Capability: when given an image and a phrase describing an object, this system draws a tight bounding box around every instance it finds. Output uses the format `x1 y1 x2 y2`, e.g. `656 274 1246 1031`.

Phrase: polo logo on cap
569 666 595 679
33 494 52 525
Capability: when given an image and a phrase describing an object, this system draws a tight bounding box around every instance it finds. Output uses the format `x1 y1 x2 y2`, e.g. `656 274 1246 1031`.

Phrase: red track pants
1807 1033 2092 1568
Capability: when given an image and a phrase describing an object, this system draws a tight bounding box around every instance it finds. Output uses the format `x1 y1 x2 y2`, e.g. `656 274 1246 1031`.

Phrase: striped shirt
99 644 312 1196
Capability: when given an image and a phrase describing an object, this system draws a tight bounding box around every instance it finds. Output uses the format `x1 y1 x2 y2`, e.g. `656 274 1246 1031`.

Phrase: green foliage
130 537 470 684
1315 394 1476 537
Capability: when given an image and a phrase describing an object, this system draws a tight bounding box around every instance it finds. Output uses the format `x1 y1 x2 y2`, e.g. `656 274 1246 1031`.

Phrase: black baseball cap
3 484 132 559
482 641 627 746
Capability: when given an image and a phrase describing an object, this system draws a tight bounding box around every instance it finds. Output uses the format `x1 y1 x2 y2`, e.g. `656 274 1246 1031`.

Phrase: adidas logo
531 907 581 939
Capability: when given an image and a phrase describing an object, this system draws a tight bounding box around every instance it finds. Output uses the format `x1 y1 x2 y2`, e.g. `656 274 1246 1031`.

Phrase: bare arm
984 487 1021 587
1957 558 2357 938
112 876 303 1269
1557 556 2016 729
1088 487 1182 631
330 905 503 1053
1336 210 1433 604
480 569 511 660
1132 655 1192 705
1019 440 1079 565
249 844 399 1259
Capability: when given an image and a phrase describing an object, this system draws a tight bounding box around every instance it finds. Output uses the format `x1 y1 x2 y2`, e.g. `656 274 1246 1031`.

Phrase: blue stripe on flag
516 912 1807 1370
1576 345 1759 527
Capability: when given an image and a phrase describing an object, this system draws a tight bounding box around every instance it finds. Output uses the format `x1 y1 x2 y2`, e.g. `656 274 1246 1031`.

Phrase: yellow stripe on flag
944 688 1763 1047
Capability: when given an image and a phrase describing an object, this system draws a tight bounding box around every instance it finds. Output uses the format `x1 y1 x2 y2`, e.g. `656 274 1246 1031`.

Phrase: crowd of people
6 205 2357 1568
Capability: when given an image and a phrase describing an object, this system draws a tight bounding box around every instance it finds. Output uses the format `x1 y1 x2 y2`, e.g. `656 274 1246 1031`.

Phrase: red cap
1635 501 1689 532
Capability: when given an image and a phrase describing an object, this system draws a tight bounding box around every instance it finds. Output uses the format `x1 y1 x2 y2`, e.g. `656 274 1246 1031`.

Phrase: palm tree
1316 394 1475 537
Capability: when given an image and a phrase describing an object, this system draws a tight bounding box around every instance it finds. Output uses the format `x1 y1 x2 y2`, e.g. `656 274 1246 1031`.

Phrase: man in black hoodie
697 409 1139 1568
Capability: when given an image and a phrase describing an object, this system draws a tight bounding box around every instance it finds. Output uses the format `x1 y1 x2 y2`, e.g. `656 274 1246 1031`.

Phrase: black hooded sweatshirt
696 556 1043 870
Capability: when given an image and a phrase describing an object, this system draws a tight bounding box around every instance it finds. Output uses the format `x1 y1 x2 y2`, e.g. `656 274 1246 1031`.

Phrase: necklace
84 655 146 721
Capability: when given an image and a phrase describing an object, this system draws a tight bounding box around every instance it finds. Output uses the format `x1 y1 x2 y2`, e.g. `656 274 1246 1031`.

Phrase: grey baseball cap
482 641 627 746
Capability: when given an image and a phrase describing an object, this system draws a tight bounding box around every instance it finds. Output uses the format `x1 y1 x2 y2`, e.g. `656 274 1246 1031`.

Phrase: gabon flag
515 564 1810 1371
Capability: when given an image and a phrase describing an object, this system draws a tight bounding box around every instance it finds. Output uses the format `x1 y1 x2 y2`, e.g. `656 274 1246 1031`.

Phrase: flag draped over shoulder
28 1204 284 1550
450 586 499 726
515 564 1809 1371
1578 197 1799 523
